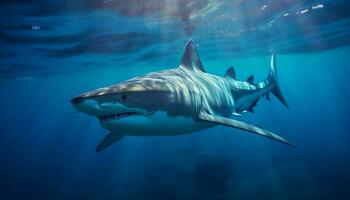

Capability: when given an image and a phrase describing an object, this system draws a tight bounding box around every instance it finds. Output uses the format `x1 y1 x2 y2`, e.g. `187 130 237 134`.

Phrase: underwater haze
1 0 350 199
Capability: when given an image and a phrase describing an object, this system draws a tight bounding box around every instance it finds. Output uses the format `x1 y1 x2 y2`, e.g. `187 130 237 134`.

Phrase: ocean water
1 1 350 199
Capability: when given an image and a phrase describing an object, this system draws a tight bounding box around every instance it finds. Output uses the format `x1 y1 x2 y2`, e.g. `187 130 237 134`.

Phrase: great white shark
71 40 295 152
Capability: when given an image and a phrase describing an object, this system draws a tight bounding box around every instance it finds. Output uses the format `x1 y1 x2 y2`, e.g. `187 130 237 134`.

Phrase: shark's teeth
99 112 138 122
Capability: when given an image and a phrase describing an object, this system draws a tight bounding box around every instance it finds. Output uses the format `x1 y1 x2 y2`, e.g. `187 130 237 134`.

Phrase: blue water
1 1 350 199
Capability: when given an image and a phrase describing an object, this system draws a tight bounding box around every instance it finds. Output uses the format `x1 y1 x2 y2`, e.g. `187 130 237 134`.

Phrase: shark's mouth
99 112 139 122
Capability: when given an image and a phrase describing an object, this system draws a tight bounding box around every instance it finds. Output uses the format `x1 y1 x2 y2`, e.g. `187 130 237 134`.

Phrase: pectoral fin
96 133 124 152
198 112 295 147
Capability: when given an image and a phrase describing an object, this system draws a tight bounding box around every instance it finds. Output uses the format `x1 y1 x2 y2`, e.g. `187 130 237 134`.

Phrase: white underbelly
100 111 215 136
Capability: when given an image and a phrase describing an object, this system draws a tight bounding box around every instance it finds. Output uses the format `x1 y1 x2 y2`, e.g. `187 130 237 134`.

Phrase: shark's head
71 75 195 134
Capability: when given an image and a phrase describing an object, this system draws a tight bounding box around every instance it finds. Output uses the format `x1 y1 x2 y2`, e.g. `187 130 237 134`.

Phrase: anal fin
96 133 124 152
198 112 295 147
248 98 259 113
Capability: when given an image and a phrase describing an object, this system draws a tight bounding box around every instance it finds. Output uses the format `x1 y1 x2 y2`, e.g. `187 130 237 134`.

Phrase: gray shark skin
71 40 295 152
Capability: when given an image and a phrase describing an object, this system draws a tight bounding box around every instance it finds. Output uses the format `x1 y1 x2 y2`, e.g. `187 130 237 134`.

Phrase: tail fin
269 54 289 108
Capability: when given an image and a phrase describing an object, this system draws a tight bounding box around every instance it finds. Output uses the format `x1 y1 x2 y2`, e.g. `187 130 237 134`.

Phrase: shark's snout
71 88 112 114
71 96 104 116
71 96 84 105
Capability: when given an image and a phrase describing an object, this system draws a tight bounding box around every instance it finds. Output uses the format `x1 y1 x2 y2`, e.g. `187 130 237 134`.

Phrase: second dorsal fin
246 75 254 84
224 66 236 79
180 40 206 72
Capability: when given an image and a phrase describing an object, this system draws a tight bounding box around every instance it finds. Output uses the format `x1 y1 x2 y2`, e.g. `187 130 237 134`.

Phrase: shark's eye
121 95 127 102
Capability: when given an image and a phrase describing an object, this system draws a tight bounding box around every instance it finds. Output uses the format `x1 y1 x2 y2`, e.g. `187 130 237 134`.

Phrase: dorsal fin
180 40 206 72
224 66 236 79
246 75 254 84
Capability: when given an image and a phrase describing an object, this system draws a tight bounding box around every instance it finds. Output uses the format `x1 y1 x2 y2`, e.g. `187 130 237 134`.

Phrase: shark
71 40 295 152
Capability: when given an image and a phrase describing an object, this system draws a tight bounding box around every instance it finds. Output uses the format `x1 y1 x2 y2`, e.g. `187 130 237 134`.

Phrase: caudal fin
269 54 289 108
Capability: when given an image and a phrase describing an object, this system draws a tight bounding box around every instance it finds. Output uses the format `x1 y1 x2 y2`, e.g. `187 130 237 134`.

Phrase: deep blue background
1 1 350 199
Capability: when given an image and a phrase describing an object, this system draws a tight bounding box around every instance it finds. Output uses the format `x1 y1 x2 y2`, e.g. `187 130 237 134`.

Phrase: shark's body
71 40 294 152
